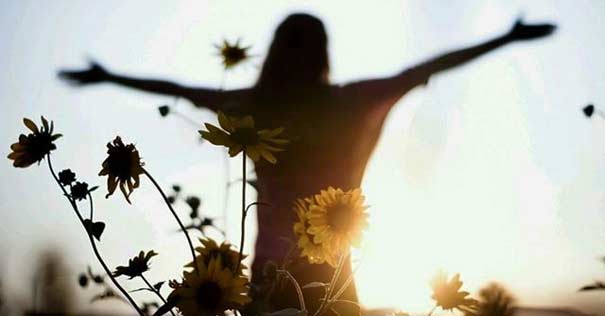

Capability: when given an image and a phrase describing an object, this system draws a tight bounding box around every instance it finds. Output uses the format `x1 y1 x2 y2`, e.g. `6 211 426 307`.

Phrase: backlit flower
169 257 250 316
70 181 90 201
113 250 158 279
186 238 246 276
431 271 477 313
8 117 62 168
98 136 144 204
293 198 338 267
58 169 76 186
306 187 369 254
199 112 287 164
215 39 251 70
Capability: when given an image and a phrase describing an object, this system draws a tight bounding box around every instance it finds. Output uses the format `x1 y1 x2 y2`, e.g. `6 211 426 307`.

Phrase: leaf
89 185 99 193
247 179 258 191
263 308 307 316
579 281 605 291
302 282 327 289
154 281 165 291
130 287 155 293
153 298 178 316
83 219 106 241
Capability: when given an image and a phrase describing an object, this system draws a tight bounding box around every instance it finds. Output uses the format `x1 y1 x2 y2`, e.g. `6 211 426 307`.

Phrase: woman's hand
58 61 110 85
507 18 556 41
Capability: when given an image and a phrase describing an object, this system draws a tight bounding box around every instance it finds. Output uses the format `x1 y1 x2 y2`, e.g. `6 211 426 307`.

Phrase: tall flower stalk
47 155 144 316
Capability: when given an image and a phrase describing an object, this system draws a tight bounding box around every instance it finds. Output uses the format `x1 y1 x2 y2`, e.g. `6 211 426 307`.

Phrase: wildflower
58 169 76 186
468 283 516 316
215 39 251 70
293 198 338 267
98 136 145 204
113 250 158 279
306 187 369 254
170 257 250 316
8 117 62 168
430 271 477 313
186 238 245 275
199 112 287 164
70 181 90 201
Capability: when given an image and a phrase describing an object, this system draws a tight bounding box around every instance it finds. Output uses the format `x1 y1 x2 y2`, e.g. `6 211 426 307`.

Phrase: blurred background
1 0 605 315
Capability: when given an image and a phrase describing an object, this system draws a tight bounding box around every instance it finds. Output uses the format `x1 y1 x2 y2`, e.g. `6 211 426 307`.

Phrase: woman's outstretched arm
343 18 556 111
58 61 245 112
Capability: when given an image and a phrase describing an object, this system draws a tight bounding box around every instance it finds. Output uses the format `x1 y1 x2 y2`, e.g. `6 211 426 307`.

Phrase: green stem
143 168 198 275
313 252 348 316
277 269 306 312
234 150 246 274
88 192 94 221
47 155 144 316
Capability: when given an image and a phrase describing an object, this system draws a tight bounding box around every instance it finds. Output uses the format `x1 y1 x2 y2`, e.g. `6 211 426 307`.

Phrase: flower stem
234 150 246 274
88 192 94 221
277 269 306 312
143 169 198 275
222 151 230 237
313 252 348 316
46 155 144 316
427 305 437 316
140 274 175 316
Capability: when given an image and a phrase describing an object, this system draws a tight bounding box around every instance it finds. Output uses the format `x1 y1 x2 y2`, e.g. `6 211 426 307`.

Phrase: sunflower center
196 281 223 310
231 128 260 146
29 132 57 160
326 202 354 233
224 48 245 64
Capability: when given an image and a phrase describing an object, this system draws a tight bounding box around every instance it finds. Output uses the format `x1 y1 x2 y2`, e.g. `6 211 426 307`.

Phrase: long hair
256 13 330 89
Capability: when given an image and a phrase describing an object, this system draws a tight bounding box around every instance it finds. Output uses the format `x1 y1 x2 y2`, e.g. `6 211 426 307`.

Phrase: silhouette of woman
60 13 555 315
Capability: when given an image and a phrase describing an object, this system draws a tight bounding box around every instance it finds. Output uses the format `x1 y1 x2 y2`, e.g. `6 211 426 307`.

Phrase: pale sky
1 0 605 315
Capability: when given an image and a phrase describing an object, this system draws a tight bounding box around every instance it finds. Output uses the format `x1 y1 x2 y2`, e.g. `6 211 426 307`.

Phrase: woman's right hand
58 61 110 85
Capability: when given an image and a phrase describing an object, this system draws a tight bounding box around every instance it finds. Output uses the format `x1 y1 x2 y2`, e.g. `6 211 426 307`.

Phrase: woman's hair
256 13 329 88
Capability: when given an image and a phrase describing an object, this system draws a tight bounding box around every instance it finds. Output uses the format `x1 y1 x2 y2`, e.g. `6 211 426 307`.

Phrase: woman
60 13 555 315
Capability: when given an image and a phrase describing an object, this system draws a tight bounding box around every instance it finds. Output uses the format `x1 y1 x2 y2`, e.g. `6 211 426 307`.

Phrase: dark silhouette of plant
466 283 516 316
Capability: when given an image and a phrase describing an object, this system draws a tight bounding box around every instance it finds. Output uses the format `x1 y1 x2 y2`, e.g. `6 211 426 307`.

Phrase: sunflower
214 39 252 70
306 187 369 254
8 117 62 168
199 112 287 164
430 271 477 313
293 198 338 267
98 136 144 204
113 250 158 279
186 238 246 276
170 257 251 316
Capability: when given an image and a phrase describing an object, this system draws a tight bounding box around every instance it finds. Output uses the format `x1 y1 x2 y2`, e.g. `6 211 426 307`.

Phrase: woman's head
256 13 329 88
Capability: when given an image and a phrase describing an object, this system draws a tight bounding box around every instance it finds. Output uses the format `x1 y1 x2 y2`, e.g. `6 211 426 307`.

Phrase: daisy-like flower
199 112 287 164
293 198 338 267
169 257 250 316
306 187 369 254
113 250 158 279
8 117 62 168
214 39 252 70
98 136 144 204
186 238 246 276
430 271 477 313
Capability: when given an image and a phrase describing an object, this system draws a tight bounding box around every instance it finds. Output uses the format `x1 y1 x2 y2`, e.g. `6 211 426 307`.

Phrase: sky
1 0 605 314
